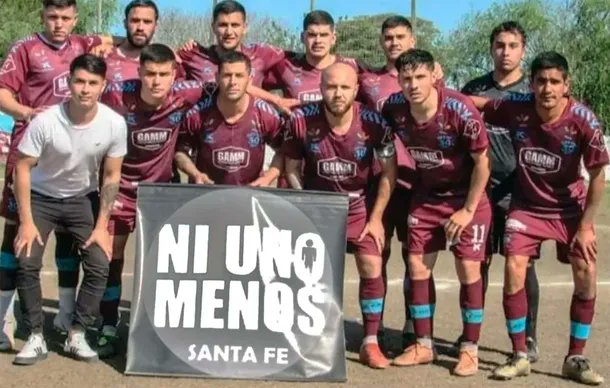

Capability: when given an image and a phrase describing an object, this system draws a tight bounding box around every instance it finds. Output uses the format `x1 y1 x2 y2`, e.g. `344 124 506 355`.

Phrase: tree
153 9 301 50
334 13 442 68
0 0 120 61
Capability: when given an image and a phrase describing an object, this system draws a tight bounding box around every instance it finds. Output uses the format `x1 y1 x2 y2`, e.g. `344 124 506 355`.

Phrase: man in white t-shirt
12 54 127 366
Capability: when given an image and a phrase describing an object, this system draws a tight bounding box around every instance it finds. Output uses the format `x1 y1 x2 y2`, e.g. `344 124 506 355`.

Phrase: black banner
126 184 349 381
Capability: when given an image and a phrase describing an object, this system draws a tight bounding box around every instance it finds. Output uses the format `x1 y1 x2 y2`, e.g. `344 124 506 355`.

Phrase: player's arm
251 152 283 187
174 150 214 184
0 89 34 121
247 85 299 115
468 95 490 110
284 156 303 189
13 152 41 257
0 45 40 121
174 108 214 184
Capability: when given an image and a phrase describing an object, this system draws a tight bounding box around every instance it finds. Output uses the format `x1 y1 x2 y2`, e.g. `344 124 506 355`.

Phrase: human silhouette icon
302 239 317 271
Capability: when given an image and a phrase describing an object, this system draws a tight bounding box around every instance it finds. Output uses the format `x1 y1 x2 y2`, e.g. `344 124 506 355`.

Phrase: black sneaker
96 326 119 359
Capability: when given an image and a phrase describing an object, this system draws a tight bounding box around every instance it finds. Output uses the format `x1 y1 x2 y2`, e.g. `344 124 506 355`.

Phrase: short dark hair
381 15 412 34
140 43 176 65
303 10 334 30
218 50 252 74
43 0 76 8
490 21 527 47
213 0 246 23
124 0 159 21
530 51 569 80
395 49 435 72
70 54 106 78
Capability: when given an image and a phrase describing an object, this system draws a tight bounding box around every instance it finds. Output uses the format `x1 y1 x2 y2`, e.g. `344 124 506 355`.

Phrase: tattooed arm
83 155 123 259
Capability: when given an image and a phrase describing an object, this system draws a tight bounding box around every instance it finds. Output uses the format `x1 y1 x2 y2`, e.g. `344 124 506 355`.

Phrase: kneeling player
474 52 608 385
282 63 397 369
175 51 284 186
383 49 491 376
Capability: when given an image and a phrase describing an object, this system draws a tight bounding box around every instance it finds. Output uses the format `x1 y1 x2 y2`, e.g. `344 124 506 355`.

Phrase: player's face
321 70 358 117
531 68 569 110
69 69 106 110
125 6 157 48
398 65 436 105
491 32 525 74
381 26 415 61
217 61 251 102
41 6 78 44
213 12 247 51
139 61 176 101
302 24 336 59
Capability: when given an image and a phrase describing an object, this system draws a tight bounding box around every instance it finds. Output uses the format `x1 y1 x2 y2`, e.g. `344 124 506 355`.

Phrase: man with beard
460 21 541 362
383 49 490 376
105 0 159 83
98 44 206 358
175 51 284 186
12 54 126 365
0 0 114 351
282 62 397 369
472 52 608 385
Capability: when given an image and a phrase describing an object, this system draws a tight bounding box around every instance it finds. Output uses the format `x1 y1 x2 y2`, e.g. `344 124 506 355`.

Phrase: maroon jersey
382 87 488 198
179 43 284 87
104 47 140 83
263 53 358 103
358 66 401 112
178 95 284 185
483 95 609 218
0 33 102 168
101 79 204 197
281 101 393 208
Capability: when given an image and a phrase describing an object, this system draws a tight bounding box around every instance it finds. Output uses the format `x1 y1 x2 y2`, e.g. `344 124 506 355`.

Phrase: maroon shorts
107 190 137 235
345 202 380 257
407 196 492 261
504 209 585 263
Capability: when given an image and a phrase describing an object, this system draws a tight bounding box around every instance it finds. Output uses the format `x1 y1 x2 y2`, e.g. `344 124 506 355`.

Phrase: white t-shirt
18 102 127 198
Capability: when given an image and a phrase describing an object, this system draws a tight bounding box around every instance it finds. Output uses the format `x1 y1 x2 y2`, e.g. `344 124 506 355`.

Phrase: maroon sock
409 278 433 338
460 278 484 343
569 295 595 356
503 288 528 353
359 276 385 337
402 247 411 321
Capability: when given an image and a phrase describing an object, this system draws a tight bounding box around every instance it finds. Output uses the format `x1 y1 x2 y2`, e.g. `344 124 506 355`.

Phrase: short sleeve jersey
482 95 609 218
179 95 284 185
382 87 489 198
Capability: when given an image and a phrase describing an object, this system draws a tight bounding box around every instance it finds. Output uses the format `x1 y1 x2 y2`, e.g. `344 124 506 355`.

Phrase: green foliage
0 0 119 61
334 13 441 67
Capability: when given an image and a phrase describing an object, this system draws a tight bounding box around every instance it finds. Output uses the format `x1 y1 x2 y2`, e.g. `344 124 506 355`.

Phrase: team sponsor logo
463 119 482 140
408 147 444 169
213 146 250 172
505 218 527 232
0 56 16 75
589 129 607 152
132 127 172 151
298 90 322 103
317 157 357 181
519 147 561 174
52 71 71 98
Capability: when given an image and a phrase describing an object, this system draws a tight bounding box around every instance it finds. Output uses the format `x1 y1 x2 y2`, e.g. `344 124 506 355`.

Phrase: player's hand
89 43 113 58
179 39 198 52
445 208 474 244
22 106 50 122
14 222 43 258
274 97 301 115
359 218 385 254
571 226 597 264
192 172 214 184
249 176 273 187
84 227 112 260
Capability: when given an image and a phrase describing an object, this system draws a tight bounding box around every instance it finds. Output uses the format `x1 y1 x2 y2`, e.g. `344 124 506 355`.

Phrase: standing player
474 52 607 385
461 21 540 361
0 0 113 350
97 44 205 358
175 52 284 186
383 49 490 377
12 54 126 365
282 62 397 369
105 0 159 83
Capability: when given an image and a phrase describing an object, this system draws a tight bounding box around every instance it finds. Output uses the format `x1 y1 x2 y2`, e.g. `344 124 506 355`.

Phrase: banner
126 184 349 381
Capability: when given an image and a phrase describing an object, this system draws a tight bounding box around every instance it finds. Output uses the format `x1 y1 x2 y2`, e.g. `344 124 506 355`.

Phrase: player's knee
355 254 381 278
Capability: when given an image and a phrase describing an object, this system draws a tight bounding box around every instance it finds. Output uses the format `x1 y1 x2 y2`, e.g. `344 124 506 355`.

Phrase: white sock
58 287 76 317
0 290 16 323
362 335 378 345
